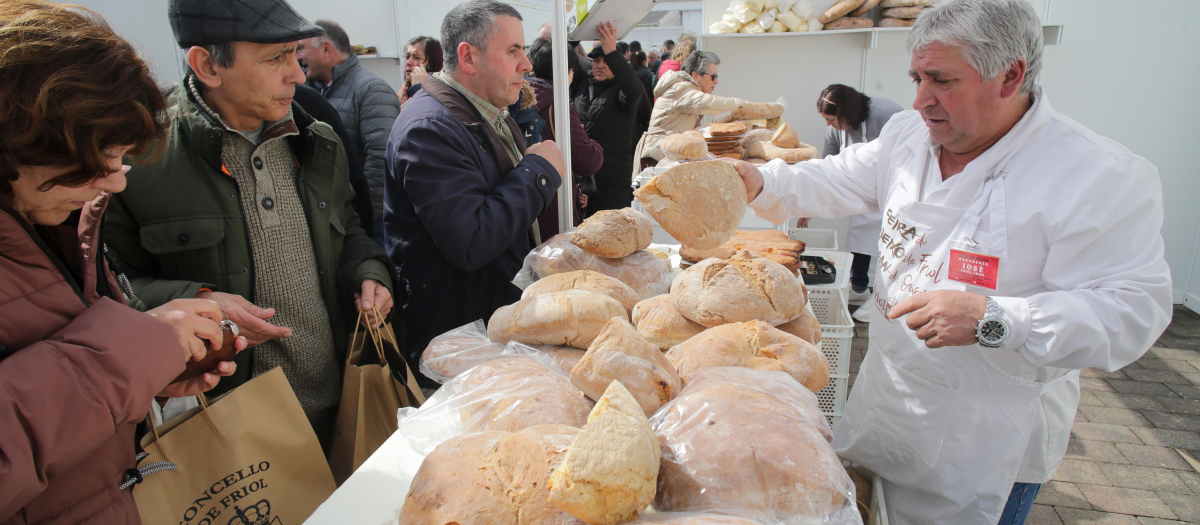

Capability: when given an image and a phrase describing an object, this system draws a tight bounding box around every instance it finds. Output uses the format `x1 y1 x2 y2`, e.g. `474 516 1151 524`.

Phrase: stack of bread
705 122 748 160
878 0 936 27
527 209 672 299
709 0 817 34
817 0 936 29
680 229 806 275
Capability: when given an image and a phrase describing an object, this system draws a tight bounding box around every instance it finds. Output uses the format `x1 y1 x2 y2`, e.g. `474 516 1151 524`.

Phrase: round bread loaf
633 160 747 250
537 345 587 375
823 16 875 29
881 5 927 18
530 234 672 299
852 0 883 16
399 427 584 525
458 357 594 433
770 122 801 149
671 251 806 327
730 102 785 120
665 320 830 392
570 317 682 416
572 208 654 258
651 368 848 520
488 290 628 349
747 140 818 163
740 128 773 147
818 0 867 23
776 307 822 345
878 17 916 26
522 270 640 314
632 295 706 350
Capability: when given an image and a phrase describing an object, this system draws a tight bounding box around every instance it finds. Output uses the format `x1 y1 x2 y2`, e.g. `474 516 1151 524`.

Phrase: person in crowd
537 21 551 39
661 39 675 61
106 0 395 452
617 41 630 61
647 46 663 84
293 83 376 239
575 21 645 214
383 0 565 381
528 36 605 239
726 1 1172 523
509 79 545 168
657 35 693 78
0 1 245 521
399 36 444 107
634 50 747 175
815 84 903 323
631 50 654 152
297 19 402 241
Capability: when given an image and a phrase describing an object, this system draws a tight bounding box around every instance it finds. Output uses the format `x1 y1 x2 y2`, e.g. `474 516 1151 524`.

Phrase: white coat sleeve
1006 154 1173 370
748 138 886 225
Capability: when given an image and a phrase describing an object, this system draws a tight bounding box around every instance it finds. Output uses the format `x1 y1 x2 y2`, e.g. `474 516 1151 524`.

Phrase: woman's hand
146 298 225 363
411 65 428 85
157 347 243 397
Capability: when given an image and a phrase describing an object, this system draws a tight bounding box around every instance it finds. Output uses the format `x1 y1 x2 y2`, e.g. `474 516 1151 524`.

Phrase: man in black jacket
574 21 644 215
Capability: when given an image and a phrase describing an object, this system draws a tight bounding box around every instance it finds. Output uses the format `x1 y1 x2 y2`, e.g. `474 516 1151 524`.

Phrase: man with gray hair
383 0 565 380
727 0 1172 523
298 19 401 241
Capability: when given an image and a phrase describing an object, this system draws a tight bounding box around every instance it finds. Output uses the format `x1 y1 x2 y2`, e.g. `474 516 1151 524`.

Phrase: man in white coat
727 1 1174 523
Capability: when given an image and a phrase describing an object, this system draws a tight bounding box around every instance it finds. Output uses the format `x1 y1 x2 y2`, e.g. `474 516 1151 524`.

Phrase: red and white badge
948 248 1000 290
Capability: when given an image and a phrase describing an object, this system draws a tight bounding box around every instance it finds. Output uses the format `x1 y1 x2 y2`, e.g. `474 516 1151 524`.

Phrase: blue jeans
997 483 1042 525
850 252 871 291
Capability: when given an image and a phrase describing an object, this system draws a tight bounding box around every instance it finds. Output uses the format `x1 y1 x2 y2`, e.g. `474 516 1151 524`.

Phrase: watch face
980 319 1007 345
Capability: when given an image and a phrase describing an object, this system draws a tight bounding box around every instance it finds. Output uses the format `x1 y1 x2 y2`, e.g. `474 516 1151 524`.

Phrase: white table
303 430 424 525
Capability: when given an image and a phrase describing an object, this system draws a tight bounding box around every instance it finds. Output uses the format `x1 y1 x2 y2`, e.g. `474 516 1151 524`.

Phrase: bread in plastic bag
755 8 777 28
776 0 799 14
419 321 585 382
570 317 682 417
739 20 766 33
709 21 740 34
489 289 626 349
515 232 672 300
398 425 584 525
397 355 594 455
630 511 768 524
722 12 743 26
662 132 710 161
522 269 641 314
651 367 858 523
632 294 706 350
731 3 759 24
665 320 830 392
777 10 810 31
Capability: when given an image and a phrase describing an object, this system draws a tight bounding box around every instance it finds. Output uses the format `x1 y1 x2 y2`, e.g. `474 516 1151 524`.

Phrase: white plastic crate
826 412 841 435
815 376 849 415
799 248 853 298
808 286 854 376
789 227 839 250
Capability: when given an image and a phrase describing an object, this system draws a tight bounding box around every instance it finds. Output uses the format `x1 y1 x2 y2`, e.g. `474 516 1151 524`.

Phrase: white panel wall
72 0 183 84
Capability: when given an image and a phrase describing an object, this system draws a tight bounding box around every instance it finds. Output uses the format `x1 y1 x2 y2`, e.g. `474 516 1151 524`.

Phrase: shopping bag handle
368 305 426 406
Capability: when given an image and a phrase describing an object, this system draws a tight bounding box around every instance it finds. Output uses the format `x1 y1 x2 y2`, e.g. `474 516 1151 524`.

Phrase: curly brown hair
0 0 168 194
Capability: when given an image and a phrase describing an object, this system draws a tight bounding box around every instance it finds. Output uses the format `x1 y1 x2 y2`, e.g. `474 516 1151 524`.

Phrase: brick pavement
845 304 1200 524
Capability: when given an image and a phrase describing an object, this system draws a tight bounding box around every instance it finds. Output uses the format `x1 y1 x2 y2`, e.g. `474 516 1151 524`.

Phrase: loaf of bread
824 16 874 29
881 5 927 18
523 270 641 315
651 368 848 520
488 290 628 349
818 0 866 23
851 0 882 15
880 0 932 6
419 321 508 382
672 251 806 327
679 229 805 274
776 307 822 345
747 140 818 163
878 17 916 26
770 122 801 149
740 128 773 147
571 317 682 416
530 234 673 299
549 381 660 525
665 320 829 391
634 161 747 250
572 209 654 259
399 427 585 525
661 133 709 161
731 102 785 120
680 366 830 442
626 514 764 525
709 122 748 136
458 357 594 433
631 295 706 350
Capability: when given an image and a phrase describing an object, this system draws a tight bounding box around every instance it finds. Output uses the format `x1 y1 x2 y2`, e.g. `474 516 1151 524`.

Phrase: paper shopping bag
134 367 336 525
328 314 425 484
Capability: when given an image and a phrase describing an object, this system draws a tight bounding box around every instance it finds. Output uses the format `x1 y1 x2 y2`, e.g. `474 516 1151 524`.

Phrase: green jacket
105 86 393 397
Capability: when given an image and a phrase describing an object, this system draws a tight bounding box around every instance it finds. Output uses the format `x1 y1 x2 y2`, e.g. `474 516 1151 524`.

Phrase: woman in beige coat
632 50 747 178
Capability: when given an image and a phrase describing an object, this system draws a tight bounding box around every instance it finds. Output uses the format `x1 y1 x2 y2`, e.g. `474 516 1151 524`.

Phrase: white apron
833 143 1071 525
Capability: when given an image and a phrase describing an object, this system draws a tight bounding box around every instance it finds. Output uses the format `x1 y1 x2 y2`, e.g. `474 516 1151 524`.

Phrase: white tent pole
551 0 575 232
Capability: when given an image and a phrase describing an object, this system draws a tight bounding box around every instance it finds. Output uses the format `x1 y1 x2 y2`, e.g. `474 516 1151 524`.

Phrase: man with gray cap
298 20 401 242
105 0 396 451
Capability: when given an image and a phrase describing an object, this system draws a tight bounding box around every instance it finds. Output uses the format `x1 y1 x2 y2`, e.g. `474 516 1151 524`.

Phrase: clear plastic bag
513 232 672 300
397 355 594 455
650 367 862 525
792 0 815 19
630 511 771 524
419 322 585 383
756 8 778 29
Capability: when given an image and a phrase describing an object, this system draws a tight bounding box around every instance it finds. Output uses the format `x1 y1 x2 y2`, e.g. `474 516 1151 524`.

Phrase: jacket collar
329 53 361 88
421 75 527 174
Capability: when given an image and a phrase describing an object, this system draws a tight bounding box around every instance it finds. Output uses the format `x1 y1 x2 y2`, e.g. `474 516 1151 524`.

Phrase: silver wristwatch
976 297 1009 348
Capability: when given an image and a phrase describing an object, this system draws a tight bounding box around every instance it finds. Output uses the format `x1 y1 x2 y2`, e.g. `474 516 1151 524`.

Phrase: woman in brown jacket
0 2 243 523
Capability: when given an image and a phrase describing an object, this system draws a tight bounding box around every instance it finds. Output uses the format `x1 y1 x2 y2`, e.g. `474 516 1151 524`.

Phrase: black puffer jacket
574 49 645 190
308 54 401 221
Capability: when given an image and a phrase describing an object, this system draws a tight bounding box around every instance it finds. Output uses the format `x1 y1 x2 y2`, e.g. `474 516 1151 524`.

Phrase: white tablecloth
303 430 424 525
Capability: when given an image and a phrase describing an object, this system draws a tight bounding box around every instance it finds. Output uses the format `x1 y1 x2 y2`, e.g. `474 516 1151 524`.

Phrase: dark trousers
997 483 1042 525
585 186 634 218
851 252 872 290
